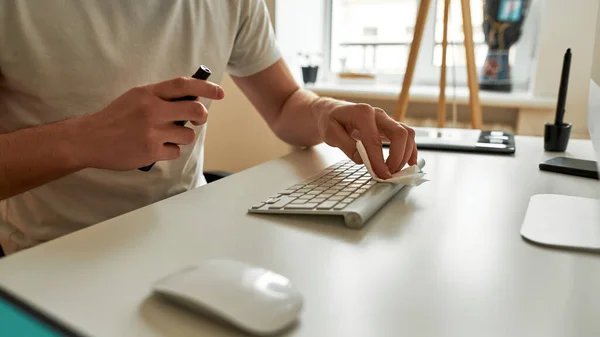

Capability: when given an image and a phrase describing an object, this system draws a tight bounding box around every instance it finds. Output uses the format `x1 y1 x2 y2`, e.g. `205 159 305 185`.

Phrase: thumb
326 121 363 164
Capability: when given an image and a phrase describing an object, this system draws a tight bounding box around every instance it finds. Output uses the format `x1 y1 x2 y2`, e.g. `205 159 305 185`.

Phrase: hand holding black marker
139 65 212 171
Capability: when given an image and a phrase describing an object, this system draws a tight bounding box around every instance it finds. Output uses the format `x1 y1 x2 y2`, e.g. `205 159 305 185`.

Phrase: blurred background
205 0 599 173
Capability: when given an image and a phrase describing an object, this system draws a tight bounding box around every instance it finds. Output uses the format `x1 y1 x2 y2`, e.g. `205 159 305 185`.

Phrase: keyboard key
329 195 344 201
251 202 265 209
289 199 307 204
328 186 343 191
312 197 326 203
307 191 320 195
342 178 356 183
336 191 351 196
343 187 357 192
349 183 364 188
285 203 318 209
290 192 303 197
266 197 280 204
317 201 338 210
321 182 335 187
320 193 334 198
298 188 312 193
268 196 297 209
291 184 306 189
334 203 349 210
344 198 355 203
350 193 361 198
298 195 312 200
314 187 327 191
366 181 377 186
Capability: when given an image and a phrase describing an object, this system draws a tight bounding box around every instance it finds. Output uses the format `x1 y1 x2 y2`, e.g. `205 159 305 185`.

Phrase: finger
149 77 225 101
408 142 418 166
374 109 408 174
159 143 181 161
159 100 208 125
324 120 363 164
397 124 416 172
335 104 391 179
162 125 196 145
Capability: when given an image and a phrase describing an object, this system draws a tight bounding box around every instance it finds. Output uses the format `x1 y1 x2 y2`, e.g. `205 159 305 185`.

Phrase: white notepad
521 194 600 250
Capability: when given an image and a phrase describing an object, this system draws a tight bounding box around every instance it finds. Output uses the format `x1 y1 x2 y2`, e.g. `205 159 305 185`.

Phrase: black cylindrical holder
544 122 571 152
301 66 319 84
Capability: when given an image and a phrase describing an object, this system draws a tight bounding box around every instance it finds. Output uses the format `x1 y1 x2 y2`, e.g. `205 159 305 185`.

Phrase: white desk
1 137 600 337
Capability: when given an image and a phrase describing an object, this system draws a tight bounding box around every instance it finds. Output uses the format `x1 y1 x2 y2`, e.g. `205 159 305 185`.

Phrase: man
0 1 417 255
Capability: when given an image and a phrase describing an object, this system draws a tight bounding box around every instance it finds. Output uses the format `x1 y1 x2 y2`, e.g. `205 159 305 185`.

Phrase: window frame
321 0 539 90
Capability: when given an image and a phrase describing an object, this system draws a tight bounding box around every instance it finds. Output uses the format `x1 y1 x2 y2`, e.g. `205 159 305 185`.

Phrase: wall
203 0 293 173
530 0 599 138
593 4 600 85
275 0 326 83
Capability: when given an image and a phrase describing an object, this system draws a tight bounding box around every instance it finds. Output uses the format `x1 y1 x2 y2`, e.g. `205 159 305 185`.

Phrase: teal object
498 0 523 22
0 298 64 337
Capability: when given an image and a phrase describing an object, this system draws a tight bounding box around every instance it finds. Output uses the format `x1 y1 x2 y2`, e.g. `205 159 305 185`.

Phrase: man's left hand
317 103 418 180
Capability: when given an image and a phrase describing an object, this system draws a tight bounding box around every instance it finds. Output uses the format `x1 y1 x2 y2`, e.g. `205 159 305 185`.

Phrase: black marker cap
192 65 212 80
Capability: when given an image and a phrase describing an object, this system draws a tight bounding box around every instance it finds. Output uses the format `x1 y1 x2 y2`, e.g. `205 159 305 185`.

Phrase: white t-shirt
0 0 281 254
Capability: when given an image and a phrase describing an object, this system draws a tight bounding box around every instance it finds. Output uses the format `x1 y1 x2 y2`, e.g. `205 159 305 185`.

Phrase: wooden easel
392 0 483 129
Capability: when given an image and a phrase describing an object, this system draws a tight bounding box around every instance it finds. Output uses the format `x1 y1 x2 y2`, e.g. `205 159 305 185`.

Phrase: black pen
554 48 571 126
139 65 212 172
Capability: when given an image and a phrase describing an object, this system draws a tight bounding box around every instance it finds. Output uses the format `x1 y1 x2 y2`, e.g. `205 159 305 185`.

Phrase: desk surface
1 137 599 337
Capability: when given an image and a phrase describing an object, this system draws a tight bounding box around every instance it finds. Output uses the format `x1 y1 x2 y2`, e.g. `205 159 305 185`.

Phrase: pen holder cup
544 122 572 152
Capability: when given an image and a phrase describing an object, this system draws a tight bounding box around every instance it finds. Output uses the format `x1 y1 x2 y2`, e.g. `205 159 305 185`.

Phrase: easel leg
393 0 432 122
460 0 483 129
437 0 451 128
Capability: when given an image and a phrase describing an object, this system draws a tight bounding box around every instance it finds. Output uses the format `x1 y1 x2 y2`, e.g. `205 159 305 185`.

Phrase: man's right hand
76 77 225 171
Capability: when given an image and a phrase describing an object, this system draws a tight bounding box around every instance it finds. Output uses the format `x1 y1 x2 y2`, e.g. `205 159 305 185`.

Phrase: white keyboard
248 158 426 229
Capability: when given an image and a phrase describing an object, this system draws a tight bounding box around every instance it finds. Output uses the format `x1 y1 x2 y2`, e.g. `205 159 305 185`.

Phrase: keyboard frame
248 158 426 229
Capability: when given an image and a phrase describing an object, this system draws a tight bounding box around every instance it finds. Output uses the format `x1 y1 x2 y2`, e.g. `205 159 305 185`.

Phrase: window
330 0 418 74
325 0 537 89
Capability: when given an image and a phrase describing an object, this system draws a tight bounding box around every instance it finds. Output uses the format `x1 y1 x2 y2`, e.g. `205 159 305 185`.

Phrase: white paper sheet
356 141 428 186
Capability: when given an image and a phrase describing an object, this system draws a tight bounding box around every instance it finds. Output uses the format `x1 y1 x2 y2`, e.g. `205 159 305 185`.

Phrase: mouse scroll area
152 259 303 336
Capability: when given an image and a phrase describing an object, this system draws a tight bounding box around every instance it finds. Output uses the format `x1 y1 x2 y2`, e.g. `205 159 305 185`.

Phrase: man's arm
231 59 323 147
0 118 86 200
232 59 418 180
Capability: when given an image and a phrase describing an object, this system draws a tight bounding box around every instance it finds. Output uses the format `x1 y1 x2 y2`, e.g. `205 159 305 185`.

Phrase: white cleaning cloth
356 141 428 186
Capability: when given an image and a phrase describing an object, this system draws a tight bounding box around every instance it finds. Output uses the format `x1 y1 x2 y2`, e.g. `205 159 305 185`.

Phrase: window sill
305 81 556 110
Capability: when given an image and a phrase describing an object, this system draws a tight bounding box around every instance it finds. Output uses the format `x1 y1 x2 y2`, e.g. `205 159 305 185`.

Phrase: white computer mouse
152 259 303 336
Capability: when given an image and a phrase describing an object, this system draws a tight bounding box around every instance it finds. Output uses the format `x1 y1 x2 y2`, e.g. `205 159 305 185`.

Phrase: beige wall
532 0 599 138
203 75 293 173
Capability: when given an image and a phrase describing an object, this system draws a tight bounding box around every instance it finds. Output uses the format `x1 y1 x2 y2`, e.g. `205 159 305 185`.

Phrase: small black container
544 122 572 152
301 66 319 84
